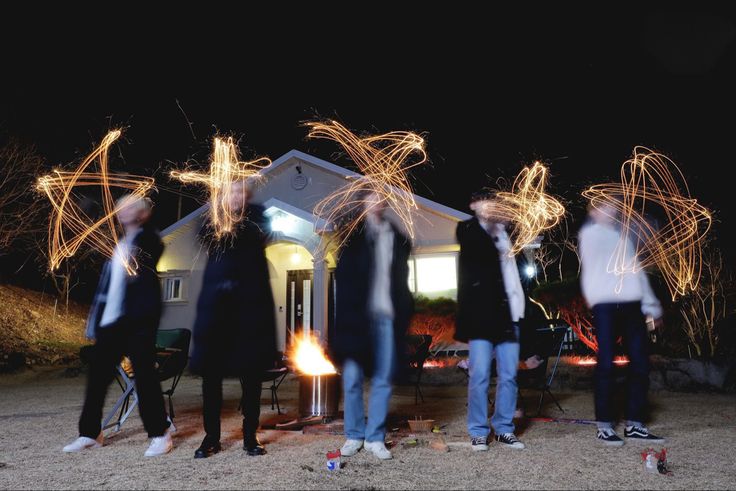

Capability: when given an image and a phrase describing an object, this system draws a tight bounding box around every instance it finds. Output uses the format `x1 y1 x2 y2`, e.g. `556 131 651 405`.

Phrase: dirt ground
0 285 89 367
0 367 734 490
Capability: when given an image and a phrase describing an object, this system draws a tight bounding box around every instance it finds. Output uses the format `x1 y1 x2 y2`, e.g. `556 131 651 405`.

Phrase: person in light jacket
579 199 665 446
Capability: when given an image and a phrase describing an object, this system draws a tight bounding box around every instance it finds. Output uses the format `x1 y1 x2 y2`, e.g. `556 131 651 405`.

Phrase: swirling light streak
477 161 565 256
35 130 155 275
170 136 271 239
306 120 427 250
583 147 712 299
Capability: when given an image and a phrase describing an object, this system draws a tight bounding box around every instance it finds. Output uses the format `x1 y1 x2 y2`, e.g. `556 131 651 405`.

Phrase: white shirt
99 236 133 327
481 220 526 322
366 216 394 319
579 221 662 318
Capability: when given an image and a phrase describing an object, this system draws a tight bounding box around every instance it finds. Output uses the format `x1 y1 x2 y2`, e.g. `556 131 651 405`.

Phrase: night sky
2 5 735 264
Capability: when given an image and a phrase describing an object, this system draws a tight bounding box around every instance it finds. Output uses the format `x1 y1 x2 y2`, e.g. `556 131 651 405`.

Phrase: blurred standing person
579 199 665 446
190 179 277 458
331 191 414 461
455 191 527 451
63 195 172 457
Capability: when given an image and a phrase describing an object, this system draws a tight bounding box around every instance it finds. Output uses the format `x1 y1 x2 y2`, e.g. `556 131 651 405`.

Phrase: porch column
311 254 329 345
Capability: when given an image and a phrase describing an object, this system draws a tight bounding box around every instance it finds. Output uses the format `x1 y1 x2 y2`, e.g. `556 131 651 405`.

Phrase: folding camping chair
102 360 138 432
239 354 290 414
517 322 569 416
154 328 192 419
101 328 191 432
406 334 432 404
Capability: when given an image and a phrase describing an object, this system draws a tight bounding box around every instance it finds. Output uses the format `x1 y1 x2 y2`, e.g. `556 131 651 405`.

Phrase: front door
286 269 314 347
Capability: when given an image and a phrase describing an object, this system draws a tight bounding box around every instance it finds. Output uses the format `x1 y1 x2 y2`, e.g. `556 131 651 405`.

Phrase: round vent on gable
291 164 309 190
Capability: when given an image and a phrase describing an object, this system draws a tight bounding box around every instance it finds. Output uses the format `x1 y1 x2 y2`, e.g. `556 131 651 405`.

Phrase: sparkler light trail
583 146 712 300
306 120 427 250
36 130 155 275
170 136 271 239
477 161 565 256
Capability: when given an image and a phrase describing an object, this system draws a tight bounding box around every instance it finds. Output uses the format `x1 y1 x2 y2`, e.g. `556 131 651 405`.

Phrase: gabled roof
161 149 470 238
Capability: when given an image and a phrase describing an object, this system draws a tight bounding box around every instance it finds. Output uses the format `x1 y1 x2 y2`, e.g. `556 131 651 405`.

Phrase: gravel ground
0 367 734 490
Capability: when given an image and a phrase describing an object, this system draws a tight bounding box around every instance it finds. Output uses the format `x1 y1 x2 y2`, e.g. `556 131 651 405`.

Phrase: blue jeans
342 316 396 443
593 302 649 427
467 326 520 437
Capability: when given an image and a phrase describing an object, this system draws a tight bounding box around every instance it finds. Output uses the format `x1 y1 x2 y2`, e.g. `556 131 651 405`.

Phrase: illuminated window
270 211 297 234
408 259 416 292
163 277 183 302
412 254 457 297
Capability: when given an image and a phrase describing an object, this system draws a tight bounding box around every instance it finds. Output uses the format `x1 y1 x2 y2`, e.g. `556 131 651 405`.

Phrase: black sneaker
494 433 525 449
470 436 489 451
194 437 221 459
624 425 665 443
596 427 624 446
244 435 267 456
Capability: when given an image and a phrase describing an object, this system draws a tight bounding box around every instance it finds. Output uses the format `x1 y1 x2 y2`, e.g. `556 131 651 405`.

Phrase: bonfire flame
290 334 337 376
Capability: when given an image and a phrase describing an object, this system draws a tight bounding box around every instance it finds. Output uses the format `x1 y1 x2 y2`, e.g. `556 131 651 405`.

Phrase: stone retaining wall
417 355 736 392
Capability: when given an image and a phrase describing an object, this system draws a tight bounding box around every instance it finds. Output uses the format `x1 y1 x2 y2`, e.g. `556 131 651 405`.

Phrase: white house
157 149 472 353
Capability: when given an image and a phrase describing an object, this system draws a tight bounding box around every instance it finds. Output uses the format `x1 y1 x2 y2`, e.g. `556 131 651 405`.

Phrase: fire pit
278 334 341 427
298 373 340 418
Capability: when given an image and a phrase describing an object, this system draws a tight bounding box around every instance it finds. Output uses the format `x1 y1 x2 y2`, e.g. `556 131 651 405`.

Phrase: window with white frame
408 259 416 293
407 253 458 298
163 276 184 302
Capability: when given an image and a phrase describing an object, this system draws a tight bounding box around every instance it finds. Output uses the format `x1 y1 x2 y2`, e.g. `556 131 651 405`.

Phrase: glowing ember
290 334 337 376
36 130 156 275
577 357 597 366
422 358 458 369
573 356 629 366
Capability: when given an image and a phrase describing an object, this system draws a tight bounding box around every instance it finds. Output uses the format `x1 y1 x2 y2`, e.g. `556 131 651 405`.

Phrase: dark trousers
202 373 262 442
78 320 169 438
592 302 650 425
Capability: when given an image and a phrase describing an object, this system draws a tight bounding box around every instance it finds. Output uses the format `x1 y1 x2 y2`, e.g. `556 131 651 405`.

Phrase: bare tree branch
0 139 47 255
678 246 733 358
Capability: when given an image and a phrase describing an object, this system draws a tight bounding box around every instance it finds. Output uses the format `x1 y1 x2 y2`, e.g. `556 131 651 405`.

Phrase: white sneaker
144 429 173 457
340 439 364 457
364 440 392 460
62 433 103 453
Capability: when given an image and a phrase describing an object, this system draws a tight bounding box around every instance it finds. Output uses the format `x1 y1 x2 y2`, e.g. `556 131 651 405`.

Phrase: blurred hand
647 316 664 331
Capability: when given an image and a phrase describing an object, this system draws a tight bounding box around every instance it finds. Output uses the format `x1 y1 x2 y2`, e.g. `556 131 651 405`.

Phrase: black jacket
329 220 414 380
189 205 277 376
85 223 164 338
454 217 516 344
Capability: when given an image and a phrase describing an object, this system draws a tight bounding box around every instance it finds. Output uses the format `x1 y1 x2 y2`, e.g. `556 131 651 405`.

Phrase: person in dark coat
330 191 414 461
63 195 172 457
455 190 527 452
190 179 277 458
